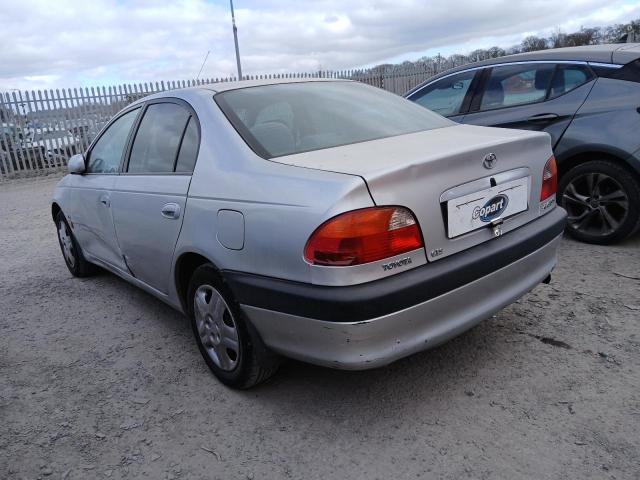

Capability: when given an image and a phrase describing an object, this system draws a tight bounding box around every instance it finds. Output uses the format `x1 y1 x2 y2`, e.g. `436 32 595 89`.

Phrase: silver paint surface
52 80 562 368
243 235 561 369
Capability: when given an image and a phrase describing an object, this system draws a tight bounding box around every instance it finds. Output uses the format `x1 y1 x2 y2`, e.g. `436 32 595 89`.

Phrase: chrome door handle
527 113 559 122
99 195 110 208
161 203 181 219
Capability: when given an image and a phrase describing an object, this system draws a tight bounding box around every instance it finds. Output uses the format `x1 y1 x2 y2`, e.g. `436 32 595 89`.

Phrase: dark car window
480 64 555 111
215 81 452 159
175 117 200 173
548 65 594 99
409 70 476 116
86 108 139 174
128 103 190 173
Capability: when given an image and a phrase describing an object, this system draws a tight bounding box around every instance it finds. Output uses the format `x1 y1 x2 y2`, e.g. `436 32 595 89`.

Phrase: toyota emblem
483 153 497 169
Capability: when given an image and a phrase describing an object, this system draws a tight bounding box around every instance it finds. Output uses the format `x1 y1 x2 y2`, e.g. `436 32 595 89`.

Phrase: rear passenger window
175 117 200 173
480 64 555 110
128 103 190 173
548 65 594 99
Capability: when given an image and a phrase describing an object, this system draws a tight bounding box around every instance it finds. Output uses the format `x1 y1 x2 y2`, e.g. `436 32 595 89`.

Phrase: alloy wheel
562 172 629 237
193 285 240 371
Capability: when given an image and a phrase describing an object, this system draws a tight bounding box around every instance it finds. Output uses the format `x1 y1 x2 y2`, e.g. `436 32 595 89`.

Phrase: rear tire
55 211 98 277
187 264 281 389
558 160 640 244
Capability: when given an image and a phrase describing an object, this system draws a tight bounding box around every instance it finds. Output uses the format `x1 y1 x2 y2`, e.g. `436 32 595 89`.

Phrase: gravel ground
1 175 639 480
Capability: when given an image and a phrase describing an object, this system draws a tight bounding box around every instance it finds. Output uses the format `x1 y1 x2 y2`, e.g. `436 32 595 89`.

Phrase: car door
461 62 596 147
66 107 140 271
405 69 480 122
110 99 200 294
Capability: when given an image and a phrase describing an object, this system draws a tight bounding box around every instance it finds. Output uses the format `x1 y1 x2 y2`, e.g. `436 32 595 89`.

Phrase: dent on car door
110 101 200 294
68 108 140 270
462 63 596 147
407 69 480 122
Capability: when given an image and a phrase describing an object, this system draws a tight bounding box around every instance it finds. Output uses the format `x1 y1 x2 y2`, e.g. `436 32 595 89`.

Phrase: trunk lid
276 124 554 261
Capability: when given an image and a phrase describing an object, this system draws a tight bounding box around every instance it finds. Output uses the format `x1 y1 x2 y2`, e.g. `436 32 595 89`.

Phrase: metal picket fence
0 61 468 180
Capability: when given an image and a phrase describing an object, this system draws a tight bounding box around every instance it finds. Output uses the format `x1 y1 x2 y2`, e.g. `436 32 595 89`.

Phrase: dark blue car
406 44 640 244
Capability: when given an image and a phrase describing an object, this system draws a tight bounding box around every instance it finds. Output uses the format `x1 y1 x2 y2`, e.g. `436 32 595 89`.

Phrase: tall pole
230 0 243 80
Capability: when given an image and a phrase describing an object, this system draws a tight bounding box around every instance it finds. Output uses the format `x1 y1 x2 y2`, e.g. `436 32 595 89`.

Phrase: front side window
409 70 476 116
480 64 555 110
128 103 190 173
215 81 452 158
87 108 139 173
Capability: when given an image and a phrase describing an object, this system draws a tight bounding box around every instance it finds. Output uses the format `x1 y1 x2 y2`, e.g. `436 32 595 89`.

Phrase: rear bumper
225 208 566 369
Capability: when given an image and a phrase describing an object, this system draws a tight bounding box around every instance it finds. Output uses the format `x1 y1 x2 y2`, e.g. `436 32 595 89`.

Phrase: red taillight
540 155 558 201
303 207 423 266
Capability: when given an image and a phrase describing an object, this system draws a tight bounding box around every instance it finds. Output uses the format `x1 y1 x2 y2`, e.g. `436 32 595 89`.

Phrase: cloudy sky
0 0 638 91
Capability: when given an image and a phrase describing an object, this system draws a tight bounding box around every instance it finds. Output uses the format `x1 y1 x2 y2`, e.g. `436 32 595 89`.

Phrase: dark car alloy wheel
559 160 640 244
563 172 629 236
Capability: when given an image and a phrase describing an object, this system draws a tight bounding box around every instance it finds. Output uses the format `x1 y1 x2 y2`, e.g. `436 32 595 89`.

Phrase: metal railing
0 61 469 180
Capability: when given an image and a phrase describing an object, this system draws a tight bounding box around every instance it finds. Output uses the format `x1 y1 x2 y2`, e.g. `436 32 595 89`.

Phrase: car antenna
196 50 211 80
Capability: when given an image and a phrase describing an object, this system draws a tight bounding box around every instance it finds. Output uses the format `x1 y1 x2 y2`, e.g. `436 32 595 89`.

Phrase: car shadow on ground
240 324 518 428
99 262 512 381
256 325 499 387
88 255 548 423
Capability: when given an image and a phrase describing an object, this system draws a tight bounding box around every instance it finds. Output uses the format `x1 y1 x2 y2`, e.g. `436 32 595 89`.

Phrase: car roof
407 43 640 94
201 77 345 92
133 77 348 104
479 43 640 65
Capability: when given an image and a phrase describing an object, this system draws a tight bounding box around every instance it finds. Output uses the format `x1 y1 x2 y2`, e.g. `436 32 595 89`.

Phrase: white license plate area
446 177 529 238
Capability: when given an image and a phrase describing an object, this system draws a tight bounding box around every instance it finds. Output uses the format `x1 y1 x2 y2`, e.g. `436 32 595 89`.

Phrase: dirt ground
1 175 639 480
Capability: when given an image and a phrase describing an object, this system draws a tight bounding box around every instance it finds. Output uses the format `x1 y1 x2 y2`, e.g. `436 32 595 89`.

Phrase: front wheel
187 264 280 389
558 160 640 244
55 211 97 277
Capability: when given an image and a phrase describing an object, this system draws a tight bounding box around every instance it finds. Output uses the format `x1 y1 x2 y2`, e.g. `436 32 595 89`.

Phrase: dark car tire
558 159 640 245
55 211 98 277
187 264 281 389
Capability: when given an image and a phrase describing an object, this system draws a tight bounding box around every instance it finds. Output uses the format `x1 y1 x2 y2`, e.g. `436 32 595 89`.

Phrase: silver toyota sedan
52 79 566 388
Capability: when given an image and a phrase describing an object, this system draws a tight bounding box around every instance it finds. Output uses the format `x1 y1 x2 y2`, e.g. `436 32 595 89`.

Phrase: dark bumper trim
224 208 566 323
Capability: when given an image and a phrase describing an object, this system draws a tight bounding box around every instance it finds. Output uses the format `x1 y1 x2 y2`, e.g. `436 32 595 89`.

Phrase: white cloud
0 0 638 91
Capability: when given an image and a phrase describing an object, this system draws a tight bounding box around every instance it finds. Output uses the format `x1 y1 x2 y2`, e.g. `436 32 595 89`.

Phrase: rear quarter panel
555 78 640 174
179 161 373 283
173 91 374 286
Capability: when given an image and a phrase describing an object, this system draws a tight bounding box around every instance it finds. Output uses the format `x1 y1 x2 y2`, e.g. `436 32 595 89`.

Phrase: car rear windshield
214 81 452 158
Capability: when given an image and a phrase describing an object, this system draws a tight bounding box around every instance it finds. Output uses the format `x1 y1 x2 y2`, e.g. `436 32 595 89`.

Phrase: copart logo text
473 194 509 222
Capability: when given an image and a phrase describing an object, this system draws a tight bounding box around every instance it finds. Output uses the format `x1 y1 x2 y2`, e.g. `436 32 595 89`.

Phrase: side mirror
68 154 86 174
